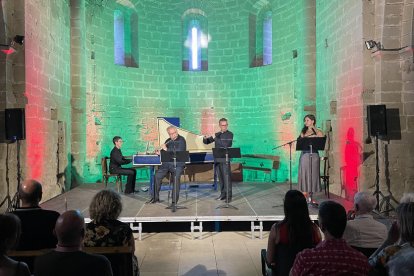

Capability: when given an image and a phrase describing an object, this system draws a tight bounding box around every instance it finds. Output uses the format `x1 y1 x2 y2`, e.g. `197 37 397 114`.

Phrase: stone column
70 0 87 188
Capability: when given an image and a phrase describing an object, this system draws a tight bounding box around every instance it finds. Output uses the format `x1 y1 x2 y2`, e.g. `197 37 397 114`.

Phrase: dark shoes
215 196 226 200
146 198 160 204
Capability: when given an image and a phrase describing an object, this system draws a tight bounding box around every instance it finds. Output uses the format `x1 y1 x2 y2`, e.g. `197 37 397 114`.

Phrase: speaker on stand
4 108 26 211
366 105 395 214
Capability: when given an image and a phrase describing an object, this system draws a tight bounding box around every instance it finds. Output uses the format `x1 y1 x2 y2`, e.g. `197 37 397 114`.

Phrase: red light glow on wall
337 72 364 200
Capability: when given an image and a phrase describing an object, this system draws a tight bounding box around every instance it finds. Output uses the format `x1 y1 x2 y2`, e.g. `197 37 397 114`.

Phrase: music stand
213 147 241 210
160 150 189 212
296 136 326 206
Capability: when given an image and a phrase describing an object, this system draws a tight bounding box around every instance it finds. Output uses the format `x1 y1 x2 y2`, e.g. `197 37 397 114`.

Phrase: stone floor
135 231 268 276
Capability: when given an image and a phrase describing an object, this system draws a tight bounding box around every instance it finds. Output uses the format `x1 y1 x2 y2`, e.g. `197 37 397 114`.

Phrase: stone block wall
83 0 308 183
24 0 71 200
316 0 365 199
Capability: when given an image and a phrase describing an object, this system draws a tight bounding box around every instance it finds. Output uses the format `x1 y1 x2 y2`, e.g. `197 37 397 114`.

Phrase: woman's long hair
282 190 314 248
301 114 316 135
397 202 414 243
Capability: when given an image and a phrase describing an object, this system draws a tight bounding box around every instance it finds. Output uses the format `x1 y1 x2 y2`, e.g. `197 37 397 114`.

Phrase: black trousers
111 168 136 193
154 164 184 203
217 162 232 199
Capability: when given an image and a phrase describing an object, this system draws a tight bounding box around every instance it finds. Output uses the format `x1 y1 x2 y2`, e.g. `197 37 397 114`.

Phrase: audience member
264 190 321 276
400 193 414 203
342 192 387 251
290 200 370 275
11 179 60 250
84 189 139 276
0 213 31 276
34 210 113 276
369 202 414 275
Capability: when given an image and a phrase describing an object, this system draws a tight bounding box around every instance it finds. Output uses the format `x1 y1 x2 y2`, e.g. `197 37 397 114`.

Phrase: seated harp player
203 118 234 202
147 126 187 204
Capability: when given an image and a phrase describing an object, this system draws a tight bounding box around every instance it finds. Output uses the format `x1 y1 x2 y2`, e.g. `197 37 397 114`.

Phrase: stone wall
83 0 310 183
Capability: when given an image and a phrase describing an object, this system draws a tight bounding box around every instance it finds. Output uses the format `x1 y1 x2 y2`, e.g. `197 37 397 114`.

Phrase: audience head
19 179 42 206
0 213 21 254
396 202 414 243
318 200 347 239
284 190 310 220
283 190 313 246
89 189 122 222
54 210 85 247
400 193 414 203
353 192 377 214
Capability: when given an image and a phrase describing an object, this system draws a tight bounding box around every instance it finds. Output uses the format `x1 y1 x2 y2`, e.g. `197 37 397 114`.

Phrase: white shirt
343 214 388 248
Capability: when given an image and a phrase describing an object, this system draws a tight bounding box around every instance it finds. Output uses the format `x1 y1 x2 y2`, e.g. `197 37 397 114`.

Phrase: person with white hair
342 192 387 251
400 193 414 203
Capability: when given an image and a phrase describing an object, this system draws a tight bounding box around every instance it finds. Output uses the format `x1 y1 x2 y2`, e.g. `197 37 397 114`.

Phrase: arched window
249 3 272 67
182 9 208 71
114 9 139 67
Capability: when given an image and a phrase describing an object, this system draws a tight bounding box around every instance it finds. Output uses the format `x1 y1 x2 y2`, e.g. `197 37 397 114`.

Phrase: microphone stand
272 138 299 191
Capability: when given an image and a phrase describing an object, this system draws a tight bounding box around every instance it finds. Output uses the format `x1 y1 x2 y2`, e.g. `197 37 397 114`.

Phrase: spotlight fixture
365 40 406 52
0 35 24 55
365 40 380 50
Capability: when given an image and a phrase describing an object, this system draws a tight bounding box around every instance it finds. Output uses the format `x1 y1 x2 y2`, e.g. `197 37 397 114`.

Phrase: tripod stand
372 134 395 214
0 139 21 212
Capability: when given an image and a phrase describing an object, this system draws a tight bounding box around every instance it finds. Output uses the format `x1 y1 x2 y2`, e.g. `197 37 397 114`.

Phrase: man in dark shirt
109 136 136 194
34 210 112 276
11 179 60 250
203 118 234 202
148 126 187 204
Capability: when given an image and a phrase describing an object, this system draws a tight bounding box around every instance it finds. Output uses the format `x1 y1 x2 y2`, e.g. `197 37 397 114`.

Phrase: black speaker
367 105 387 137
5 108 26 140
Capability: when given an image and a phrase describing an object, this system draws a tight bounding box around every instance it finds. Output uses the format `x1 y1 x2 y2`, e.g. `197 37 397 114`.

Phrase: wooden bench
8 246 133 276
240 154 280 181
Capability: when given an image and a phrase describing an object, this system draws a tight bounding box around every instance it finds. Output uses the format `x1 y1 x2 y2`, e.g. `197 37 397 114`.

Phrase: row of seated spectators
262 190 414 276
2 178 414 276
0 179 139 276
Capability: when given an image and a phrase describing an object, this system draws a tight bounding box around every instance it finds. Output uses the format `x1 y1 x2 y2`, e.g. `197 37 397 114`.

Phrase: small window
182 9 208 71
114 9 139 67
249 3 272 67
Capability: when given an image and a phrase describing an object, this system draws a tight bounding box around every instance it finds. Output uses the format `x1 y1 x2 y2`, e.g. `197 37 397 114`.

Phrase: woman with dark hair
84 189 139 275
0 213 31 276
297 114 324 202
264 190 321 275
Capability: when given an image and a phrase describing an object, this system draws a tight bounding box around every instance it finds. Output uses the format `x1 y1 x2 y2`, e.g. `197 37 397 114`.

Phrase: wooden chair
8 246 133 276
85 246 133 276
101 157 122 192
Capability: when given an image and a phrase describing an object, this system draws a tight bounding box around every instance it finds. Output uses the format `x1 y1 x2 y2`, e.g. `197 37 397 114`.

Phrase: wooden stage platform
41 181 353 239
